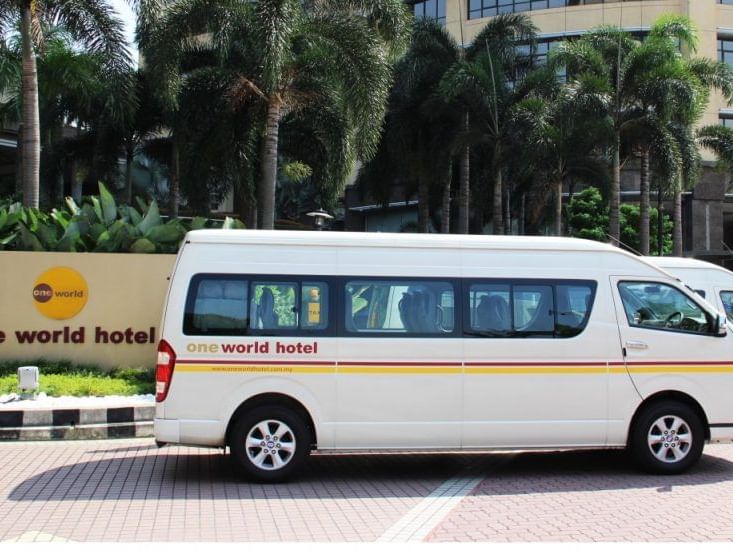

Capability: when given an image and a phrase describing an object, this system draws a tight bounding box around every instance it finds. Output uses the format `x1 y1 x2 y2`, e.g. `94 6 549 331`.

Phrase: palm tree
625 16 698 255
0 0 133 208
523 69 612 235
144 0 409 229
0 25 136 204
356 19 464 233
440 14 539 235
698 125 733 168
552 27 659 245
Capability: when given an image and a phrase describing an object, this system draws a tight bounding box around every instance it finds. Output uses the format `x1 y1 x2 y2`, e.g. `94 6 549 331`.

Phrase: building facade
347 0 733 264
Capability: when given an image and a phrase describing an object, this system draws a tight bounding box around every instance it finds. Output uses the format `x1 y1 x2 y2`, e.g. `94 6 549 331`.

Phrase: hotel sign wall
0 252 175 370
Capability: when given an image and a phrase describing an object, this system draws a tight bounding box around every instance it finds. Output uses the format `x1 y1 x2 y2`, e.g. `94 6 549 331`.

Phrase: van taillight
156 339 176 402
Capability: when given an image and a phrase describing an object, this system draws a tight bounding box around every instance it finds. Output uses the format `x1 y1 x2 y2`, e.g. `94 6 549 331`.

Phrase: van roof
644 256 733 275
186 230 630 253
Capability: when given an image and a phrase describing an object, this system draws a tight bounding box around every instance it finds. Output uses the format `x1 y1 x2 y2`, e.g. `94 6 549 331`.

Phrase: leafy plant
0 182 245 253
0 360 155 396
567 186 672 254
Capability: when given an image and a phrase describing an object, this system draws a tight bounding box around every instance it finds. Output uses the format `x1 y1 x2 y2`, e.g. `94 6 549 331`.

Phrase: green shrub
0 182 245 253
0 360 155 396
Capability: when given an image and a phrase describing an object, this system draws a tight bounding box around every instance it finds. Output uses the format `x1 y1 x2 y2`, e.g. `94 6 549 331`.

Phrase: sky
110 0 138 62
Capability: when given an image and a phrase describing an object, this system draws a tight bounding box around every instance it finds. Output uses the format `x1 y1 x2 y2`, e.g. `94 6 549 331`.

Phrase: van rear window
185 277 249 335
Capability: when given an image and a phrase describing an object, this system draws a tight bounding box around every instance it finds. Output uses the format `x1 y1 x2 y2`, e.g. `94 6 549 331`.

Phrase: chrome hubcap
246 419 296 471
647 415 692 463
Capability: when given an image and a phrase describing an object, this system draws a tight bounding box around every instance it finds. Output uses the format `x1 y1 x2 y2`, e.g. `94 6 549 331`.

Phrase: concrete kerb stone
0 403 154 441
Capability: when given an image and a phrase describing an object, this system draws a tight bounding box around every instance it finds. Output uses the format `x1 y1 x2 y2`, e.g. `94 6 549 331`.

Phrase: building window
720 1 733 5
719 38 733 67
468 0 651 20
720 112 733 128
413 0 447 24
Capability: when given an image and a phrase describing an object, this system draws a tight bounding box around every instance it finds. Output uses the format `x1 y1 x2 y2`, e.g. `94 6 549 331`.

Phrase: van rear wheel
229 405 311 482
630 400 704 474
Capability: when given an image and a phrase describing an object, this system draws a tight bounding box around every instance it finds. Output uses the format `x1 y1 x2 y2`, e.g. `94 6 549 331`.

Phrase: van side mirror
715 313 728 337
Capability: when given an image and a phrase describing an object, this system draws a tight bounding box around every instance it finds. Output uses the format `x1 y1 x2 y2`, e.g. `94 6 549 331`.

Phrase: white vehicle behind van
154 231 732 481
644 256 733 322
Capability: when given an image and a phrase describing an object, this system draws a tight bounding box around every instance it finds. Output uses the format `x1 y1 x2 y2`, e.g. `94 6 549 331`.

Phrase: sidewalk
0 395 154 441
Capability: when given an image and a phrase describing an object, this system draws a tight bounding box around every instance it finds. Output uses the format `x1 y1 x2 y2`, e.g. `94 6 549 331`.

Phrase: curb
0 405 154 441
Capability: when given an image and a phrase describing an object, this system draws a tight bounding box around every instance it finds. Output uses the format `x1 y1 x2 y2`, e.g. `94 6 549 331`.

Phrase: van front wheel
630 401 704 474
229 405 311 482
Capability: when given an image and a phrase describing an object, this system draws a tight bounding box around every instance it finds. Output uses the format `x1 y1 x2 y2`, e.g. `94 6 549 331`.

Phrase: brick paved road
1 439 732 542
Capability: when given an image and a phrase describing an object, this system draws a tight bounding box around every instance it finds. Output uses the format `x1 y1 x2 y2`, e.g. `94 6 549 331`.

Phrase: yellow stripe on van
176 364 337 375
339 366 462 375
465 366 608 375
626 365 733 374
175 362 733 375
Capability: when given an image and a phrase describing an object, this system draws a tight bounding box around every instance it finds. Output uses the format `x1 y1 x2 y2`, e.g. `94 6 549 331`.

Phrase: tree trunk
20 1 40 209
673 185 683 256
417 178 430 233
657 184 664 256
125 145 134 204
519 193 525 235
555 180 563 236
493 168 503 235
609 132 621 245
169 138 180 217
259 100 282 230
639 150 650 255
503 185 510 235
15 124 23 197
441 161 451 233
457 112 470 234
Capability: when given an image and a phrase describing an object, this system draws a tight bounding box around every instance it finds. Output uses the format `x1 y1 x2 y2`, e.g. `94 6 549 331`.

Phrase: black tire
630 400 704 474
229 405 311 482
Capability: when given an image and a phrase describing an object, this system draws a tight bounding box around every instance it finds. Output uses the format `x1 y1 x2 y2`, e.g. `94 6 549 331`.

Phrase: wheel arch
225 393 318 449
628 390 711 444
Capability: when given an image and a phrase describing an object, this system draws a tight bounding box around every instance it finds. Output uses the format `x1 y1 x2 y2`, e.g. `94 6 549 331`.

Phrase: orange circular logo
32 267 89 320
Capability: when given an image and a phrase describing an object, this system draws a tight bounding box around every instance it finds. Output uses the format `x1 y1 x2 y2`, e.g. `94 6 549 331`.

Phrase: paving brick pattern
427 445 733 543
0 440 469 542
1 440 733 542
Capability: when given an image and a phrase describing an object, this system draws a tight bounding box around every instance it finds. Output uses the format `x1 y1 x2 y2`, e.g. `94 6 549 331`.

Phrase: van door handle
625 340 648 350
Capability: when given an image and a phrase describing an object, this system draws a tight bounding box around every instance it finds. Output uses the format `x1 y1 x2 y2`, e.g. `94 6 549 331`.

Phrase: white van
644 256 733 322
154 231 731 481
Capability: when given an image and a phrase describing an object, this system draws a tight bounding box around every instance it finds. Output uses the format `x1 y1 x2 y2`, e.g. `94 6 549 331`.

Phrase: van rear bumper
709 426 733 443
154 418 180 444
154 417 226 447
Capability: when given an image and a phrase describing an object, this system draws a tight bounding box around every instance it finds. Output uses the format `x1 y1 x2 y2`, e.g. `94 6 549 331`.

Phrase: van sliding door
462 277 617 448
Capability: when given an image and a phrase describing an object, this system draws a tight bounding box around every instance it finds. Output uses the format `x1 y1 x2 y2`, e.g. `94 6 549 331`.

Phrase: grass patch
0 360 154 397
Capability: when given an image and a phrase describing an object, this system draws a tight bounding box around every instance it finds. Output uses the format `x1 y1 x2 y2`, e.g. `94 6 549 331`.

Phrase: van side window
345 280 455 335
251 281 330 331
467 281 595 338
720 291 733 322
556 284 593 337
514 285 554 335
251 283 297 329
184 276 330 335
185 277 249 335
619 282 711 334
302 283 329 330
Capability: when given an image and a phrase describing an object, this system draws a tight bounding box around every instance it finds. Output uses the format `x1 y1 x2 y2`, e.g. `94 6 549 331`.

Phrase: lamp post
306 209 333 230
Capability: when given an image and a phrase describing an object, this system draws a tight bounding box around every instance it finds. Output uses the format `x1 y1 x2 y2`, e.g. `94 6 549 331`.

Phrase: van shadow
8 444 733 502
469 448 733 496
